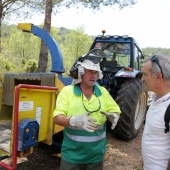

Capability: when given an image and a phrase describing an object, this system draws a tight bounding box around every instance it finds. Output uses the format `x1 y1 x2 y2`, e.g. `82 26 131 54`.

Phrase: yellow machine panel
12 87 63 145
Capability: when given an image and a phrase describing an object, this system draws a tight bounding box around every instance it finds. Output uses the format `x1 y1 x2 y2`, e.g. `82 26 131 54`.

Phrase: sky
22 0 170 49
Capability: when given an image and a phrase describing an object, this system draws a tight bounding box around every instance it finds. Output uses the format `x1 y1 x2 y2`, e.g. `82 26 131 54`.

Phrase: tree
0 0 29 51
142 47 170 58
1 0 137 71
60 26 93 74
0 0 60 49
9 28 40 59
61 0 136 10
37 0 52 72
38 0 136 72
3 26 41 72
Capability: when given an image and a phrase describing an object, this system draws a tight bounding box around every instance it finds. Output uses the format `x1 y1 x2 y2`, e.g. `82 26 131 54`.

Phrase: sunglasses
151 55 164 78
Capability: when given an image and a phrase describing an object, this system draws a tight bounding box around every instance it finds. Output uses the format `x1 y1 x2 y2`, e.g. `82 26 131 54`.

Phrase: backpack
164 104 170 133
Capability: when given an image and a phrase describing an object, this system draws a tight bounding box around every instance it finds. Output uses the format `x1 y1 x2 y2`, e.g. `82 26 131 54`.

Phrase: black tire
113 79 147 141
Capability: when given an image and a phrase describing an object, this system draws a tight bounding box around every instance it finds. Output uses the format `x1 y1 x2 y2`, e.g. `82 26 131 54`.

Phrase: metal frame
0 84 58 170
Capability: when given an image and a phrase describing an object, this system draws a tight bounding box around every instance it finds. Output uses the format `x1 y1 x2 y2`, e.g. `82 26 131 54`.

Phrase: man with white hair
141 54 170 170
53 50 121 170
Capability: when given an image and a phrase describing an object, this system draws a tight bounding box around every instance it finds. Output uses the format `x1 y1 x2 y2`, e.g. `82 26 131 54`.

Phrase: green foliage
1 24 170 74
24 59 38 73
2 1 46 21
50 27 61 42
0 0 138 72
1 24 16 40
58 27 71 43
59 26 93 74
60 0 136 10
8 27 40 61
1 25 41 72
0 56 14 72
1 0 136 24
142 47 170 58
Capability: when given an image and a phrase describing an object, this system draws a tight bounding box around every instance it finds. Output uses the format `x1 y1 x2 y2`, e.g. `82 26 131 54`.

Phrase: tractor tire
113 79 147 141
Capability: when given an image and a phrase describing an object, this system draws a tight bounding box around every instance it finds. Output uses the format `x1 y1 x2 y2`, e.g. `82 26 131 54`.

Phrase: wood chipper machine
0 23 72 170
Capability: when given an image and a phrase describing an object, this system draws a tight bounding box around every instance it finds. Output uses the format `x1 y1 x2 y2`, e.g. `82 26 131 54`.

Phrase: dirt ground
0 125 143 170
104 126 143 170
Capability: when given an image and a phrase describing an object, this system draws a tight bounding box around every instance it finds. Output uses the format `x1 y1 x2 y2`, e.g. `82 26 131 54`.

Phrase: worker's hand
69 112 97 132
100 111 119 130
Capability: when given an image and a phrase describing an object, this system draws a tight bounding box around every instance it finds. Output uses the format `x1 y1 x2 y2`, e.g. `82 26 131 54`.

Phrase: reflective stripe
68 125 103 130
66 131 106 142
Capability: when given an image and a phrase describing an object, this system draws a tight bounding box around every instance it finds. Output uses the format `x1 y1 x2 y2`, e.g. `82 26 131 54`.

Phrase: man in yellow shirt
53 51 121 170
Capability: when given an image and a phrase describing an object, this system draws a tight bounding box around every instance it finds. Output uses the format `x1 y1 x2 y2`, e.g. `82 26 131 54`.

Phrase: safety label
19 101 33 111
36 107 42 125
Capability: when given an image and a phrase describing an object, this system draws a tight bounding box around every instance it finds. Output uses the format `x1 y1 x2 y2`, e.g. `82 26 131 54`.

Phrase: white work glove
100 111 120 130
69 112 97 132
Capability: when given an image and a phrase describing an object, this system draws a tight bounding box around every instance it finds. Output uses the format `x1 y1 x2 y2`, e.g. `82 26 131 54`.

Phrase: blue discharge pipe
31 25 65 73
18 23 65 73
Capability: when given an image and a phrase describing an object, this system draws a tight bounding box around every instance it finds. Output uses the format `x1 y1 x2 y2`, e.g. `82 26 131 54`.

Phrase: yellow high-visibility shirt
53 84 121 125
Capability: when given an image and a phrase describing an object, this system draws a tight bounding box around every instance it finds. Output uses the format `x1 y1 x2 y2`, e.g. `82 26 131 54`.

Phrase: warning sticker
19 101 33 111
36 106 42 125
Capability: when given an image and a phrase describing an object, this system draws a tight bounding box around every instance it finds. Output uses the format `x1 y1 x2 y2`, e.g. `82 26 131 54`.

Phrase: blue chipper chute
18 23 65 73
18 119 39 151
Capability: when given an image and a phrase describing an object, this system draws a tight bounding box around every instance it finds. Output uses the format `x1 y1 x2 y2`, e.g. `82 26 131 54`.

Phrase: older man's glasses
151 55 164 78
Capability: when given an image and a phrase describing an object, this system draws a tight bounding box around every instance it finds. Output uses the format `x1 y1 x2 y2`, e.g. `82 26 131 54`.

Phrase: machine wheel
113 79 147 141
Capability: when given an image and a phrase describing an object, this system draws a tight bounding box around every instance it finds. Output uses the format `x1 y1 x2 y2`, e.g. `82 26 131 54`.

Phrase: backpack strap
164 104 170 133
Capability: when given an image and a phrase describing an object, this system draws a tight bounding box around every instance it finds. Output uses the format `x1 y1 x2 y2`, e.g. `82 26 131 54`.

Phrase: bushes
24 59 38 73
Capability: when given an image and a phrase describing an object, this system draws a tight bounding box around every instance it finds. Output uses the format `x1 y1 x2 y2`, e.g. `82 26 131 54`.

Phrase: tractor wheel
113 79 147 141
